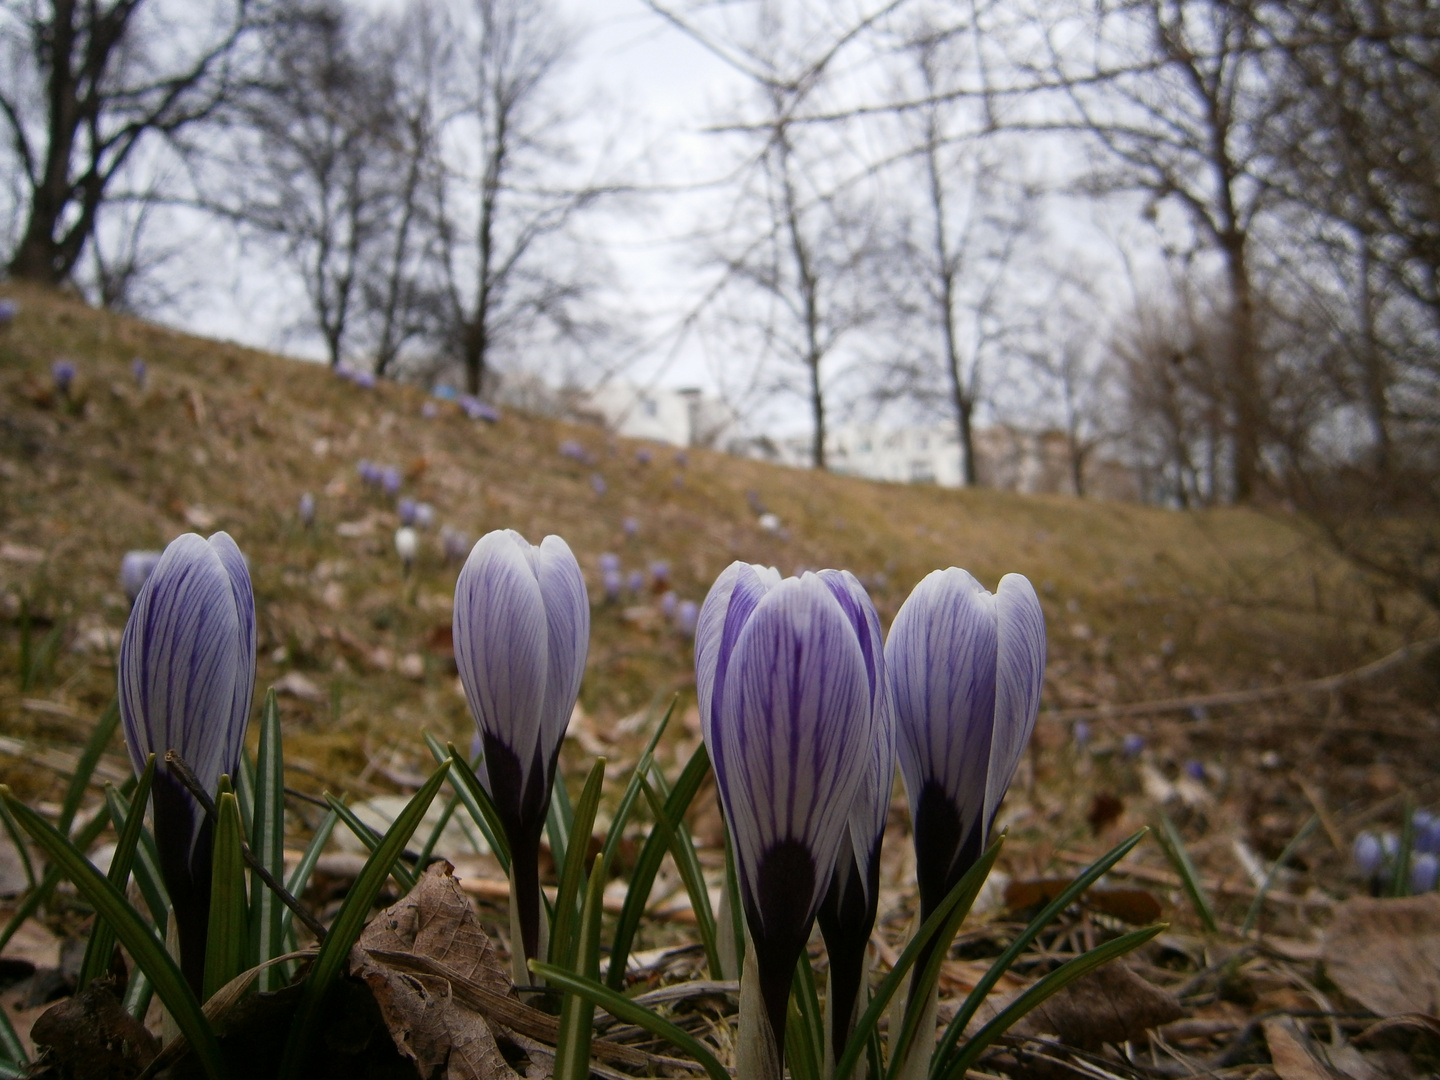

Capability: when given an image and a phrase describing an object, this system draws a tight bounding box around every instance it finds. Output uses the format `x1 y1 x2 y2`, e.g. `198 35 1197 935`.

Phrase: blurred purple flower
414 503 435 530
694 565 875 1074
636 447 652 465
131 358 147 389
119 550 163 605
622 516 639 538
1073 720 1090 748
381 465 402 495
627 569 645 595
1183 759 1205 782
0 299 17 326
352 369 376 389
602 568 624 602
887 568 1046 930
298 492 316 528
1353 831 1384 878
1122 733 1145 758
650 560 670 587
119 531 255 994
460 396 499 422
398 497 418 526
674 450 688 467
591 473 607 496
559 439 587 461
675 599 699 637
441 526 470 565
335 362 355 381
598 552 621 573
660 590 677 618
1411 852 1439 893
52 359 76 393
421 401 439 420
453 530 588 976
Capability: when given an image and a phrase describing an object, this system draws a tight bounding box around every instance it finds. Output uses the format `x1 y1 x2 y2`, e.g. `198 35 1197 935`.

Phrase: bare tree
432 0 614 398
1 0 259 285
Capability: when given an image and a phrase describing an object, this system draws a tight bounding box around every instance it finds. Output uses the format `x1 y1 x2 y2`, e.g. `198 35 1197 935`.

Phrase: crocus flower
119 550 162 605
1183 759 1206 782
660 590 677 619
1411 852 1439 894
598 553 621 574
441 526 470 565
591 473 607 496
118 532 255 994
395 526 418 573
1122 733 1145 758
52 359 76 394
461 396 499 422
398 497 418 526
453 531 589 977
809 571 893 1070
421 401 440 420
887 569 1045 928
651 560 670 588
414 503 435 530
381 465 402 495
132 358 147 389
627 569 645 595
559 439 587 461
1353 831 1384 879
695 564 875 1078
298 492 316 527
0 299 16 326
622 516 639 538
675 599 699 637
1073 720 1091 748
353 369 376 389
602 568 624 602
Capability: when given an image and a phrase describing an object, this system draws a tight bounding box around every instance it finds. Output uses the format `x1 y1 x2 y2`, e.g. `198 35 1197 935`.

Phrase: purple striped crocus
118 532 256 994
453 530 589 978
695 564 875 1079
887 569 1045 927
811 571 894 1070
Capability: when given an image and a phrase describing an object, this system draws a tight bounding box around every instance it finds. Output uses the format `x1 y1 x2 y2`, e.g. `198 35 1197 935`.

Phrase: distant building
578 383 735 448
734 420 1140 500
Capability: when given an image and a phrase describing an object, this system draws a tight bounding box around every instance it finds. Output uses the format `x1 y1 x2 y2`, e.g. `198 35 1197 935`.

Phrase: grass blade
598 697 676 876
277 761 449 1080
551 854 607 1080
0 994 25 1066
550 758 607 973
637 773 721 977
58 699 119 837
0 803 115 954
936 924 1167 1080
0 801 35 893
831 838 1004 1080
787 954 824 1080
413 792 460 868
425 733 509 871
1242 814 1318 935
1 789 227 1080
248 690 286 986
606 743 711 989
547 762 575 876
78 756 156 990
786 991 821 1080
1156 813 1217 932
103 783 169 927
204 791 249 1001
324 793 417 893
931 828 1149 1078
531 962 730 1080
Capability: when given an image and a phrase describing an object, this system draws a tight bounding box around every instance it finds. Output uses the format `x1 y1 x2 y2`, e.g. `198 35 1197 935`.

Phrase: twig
164 751 328 941
1043 636 1440 723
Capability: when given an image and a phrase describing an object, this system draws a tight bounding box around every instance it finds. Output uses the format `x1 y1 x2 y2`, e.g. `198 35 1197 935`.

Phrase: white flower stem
737 935 783 1080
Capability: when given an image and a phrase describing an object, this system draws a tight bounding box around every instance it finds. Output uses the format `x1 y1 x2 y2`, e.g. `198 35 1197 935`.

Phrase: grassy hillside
0 282 1434 820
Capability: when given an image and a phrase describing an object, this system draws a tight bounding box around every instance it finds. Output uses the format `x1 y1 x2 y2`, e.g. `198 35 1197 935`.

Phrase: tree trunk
1222 233 1261 503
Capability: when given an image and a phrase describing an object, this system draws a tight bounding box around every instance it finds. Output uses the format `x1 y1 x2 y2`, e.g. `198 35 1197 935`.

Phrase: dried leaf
1263 1017 1350 1080
351 861 520 1080
31 981 157 1079
1003 878 1164 924
1009 963 1184 1050
1322 894 1440 1018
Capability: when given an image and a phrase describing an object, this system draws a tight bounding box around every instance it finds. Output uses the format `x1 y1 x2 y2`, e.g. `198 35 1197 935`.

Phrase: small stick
164 751 328 941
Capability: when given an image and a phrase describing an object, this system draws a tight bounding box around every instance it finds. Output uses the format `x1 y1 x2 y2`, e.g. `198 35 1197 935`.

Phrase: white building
579 383 734 448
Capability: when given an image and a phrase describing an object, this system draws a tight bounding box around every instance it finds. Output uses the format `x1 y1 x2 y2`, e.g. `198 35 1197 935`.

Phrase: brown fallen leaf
1262 1017 1348 1080
977 963 1184 1051
351 861 520 1080
30 980 157 1079
1322 894 1440 1018
1003 878 1164 924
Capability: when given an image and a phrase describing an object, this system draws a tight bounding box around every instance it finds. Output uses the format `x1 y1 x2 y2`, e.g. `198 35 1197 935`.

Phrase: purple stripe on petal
535 534 590 755
206 532 255 785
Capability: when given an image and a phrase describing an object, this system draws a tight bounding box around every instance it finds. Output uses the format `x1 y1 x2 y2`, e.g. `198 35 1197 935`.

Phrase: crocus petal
719 575 871 931
985 573 1046 833
453 530 548 790
694 562 780 803
534 534 590 755
889 568 998 831
118 533 253 822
